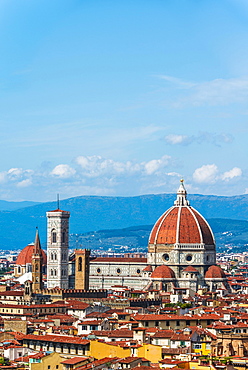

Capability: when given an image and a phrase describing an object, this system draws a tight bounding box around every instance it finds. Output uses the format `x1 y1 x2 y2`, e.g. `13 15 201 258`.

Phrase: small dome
16 244 47 266
149 181 214 246
143 265 153 272
205 265 226 279
183 266 198 273
151 265 176 279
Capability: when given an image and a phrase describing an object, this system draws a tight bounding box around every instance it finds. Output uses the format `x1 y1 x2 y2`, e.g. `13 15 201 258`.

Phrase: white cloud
193 164 219 184
76 156 139 178
51 164 76 179
7 168 33 180
0 155 244 201
157 75 195 89
159 75 248 107
143 155 171 175
165 134 189 145
17 179 32 187
193 164 243 185
0 172 6 183
76 155 172 178
165 132 233 147
166 172 181 177
222 167 242 181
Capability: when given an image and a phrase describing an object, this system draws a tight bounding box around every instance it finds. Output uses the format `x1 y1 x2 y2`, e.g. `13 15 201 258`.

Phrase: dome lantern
174 179 189 206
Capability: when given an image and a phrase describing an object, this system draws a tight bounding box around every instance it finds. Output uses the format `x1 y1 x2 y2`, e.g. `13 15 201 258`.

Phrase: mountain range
1 193 248 251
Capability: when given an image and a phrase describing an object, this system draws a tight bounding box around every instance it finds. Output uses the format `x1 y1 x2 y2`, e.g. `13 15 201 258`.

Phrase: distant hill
70 218 248 254
0 200 40 211
0 193 248 250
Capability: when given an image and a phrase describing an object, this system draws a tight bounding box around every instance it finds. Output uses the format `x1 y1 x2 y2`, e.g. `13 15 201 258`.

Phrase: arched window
51 269 53 276
54 269 57 276
78 257 82 272
54 253 57 260
51 253 53 260
52 229 57 243
62 231 66 243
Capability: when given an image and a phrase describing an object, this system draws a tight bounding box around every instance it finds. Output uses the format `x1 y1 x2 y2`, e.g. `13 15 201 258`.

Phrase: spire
174 179 190 206
34 227 42 255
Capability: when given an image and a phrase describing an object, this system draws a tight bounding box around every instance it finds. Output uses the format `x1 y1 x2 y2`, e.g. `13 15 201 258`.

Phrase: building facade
15 181 228 294
88 181 228 293
46 209 70 289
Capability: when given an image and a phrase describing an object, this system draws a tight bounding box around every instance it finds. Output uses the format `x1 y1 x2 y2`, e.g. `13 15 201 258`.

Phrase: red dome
183 266 199 273
205 265 226 279
16 244 47 265
149 182 214 246
151 265 176 279
143 265 153 272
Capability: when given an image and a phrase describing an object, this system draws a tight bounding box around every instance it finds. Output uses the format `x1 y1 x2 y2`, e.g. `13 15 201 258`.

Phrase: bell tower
74 249 91 290
46 208 70 289
32 228 43 291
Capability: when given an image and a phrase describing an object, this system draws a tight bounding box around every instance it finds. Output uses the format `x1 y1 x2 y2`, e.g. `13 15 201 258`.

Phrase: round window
186 255 192 262
117 268 121 274
97 268 101 274
162 253 170 261
137 269 141 274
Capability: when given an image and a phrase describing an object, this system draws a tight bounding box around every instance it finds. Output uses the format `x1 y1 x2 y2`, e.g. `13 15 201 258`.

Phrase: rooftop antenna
57 193 60 210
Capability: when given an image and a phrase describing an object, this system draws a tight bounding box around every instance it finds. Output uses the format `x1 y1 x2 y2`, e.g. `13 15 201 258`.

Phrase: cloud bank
0 155 244 201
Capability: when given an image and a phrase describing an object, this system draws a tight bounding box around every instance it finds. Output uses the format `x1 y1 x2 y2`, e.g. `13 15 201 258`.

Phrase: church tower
74 249 91 290
46 208 70 289
32 228 43 291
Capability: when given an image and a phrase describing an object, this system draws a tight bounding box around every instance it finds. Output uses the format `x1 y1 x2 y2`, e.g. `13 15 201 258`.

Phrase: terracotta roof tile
16 244 47 266
149 205 214 245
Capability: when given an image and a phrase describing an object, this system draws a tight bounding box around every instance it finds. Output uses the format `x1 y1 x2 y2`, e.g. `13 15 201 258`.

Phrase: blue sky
1 0 248 201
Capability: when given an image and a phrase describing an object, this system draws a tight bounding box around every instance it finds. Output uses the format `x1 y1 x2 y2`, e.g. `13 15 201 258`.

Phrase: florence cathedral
14 181 229 295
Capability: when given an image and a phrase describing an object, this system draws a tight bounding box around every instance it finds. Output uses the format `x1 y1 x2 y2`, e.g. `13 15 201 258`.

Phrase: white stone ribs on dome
191 207 215 245
175 206 182 244
149 207 173 245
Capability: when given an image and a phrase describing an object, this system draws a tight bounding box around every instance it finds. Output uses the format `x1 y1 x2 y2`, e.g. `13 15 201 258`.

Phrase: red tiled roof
149 205 214 245
22 334 89 345
183 266 199 273
61 357 89 364
119 357 146 364
152 330 174 338
76 357 119 370
151 265 175 279
205 265 226 279
134 313 221 321
16 244 47 265
143 265 153 272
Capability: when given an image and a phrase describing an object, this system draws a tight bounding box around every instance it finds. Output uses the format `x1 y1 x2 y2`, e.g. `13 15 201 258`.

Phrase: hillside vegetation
0 193 248 251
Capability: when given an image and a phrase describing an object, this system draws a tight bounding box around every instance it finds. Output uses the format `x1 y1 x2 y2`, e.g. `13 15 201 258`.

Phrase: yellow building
136 343 162 363
30 352 64 370
90 340 162 363
90 340 130 359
